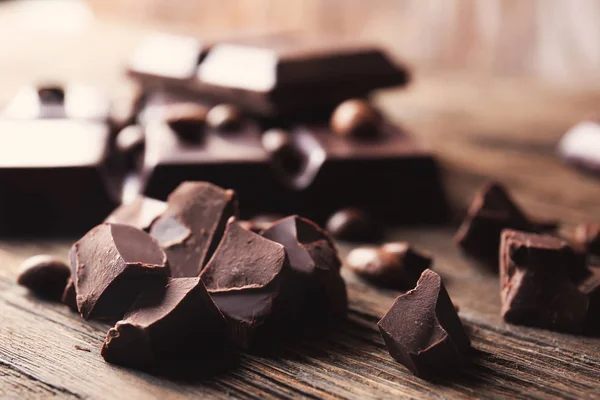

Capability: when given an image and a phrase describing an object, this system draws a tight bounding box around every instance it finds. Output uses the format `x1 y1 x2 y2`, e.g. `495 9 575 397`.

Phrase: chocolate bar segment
377 269 470 380
201 219 287 348
101 277 226 370
499 230 589 333
74 223 169 320
149 181 238 277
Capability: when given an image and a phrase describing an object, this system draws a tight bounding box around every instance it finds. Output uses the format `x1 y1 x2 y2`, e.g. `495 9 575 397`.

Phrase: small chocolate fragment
150 181 238 277
326 207 382 242
330 99 381 138
262 215 347 320
239 214 285 233
499 230 589 333
579 266 600 334
74 223 169 320
101 277 226 370
377 269 470 380
574 223 600 256
455 182 542 263
163 104 208 142
346 242 432 289
201 219 287 348
17 255 70 300
105 196 167 232
206 104 243 132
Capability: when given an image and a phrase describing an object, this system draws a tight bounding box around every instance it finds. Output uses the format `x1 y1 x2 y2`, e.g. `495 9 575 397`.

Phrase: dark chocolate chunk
330 99 381 138
346 242 432 289
101 277 226 370
579 266 600 334
105 196 167 231
73 223 169 320
455 182 540 263
206 104 243 132
574 223 600 256
150 181 238 277
558 120 600 178
17 255 70 300
262 215 347 320
201 219 287 348
377 269 470 380
326 207 382 242
163 104 208 142
499 230 589 333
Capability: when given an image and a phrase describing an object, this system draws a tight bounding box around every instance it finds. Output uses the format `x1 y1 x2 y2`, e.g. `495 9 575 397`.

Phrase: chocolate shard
105 196 167 232
578 266 600 334
73 223 170 320
346 242 432 289
17 255 70 301
201 219 287 348
499 230 589 333
377 269 470 380
455 182 548 264
262 215 347 320
150 181 238 277
101 277 225 370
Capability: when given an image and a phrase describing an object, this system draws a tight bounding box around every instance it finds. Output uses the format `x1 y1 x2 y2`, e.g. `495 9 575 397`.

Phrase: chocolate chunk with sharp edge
499 230 589 333
105 196 167 231
17 255 70 300
150 181 237 277
377 269 470 380
61 246 79 311
455 182 550 263
262 215 347 319
201 219 287 348
101 277 226 370
326 207 382 242
574 223 600 256
74 223 169 320
579 266 600 334
346 242 432 289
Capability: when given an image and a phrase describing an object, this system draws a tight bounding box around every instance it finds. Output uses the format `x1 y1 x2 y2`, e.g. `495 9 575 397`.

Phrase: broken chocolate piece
150 181 238 277
330 99 381 138
105 196 167 231
262 215 347 320
499 230 589 333
455 182 540 263
574 223 600 256
377 269 470 380
74 223 169 320
17 255 70 300
61 246 79 311
346 242 432 289
101 277 226 370
201 219 287 348
326 207 382 242
164 104 208 142
579 266 600 334
206 104 243 132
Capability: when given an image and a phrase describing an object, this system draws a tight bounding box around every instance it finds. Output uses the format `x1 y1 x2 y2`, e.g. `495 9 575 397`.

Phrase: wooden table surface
1 5 600 400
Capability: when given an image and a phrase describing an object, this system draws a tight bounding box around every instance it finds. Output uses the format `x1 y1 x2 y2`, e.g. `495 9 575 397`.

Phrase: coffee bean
330 99 381 138
17 255 70 300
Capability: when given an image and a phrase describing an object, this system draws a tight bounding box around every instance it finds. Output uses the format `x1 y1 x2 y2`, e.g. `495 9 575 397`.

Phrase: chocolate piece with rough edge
579 266 600 334
377 269 470 380
17 255 70 301
454 182 551 264
326 207 382 242
346 242 432 289
150 181 238 277
201 219 287 348
105 196 167 231
262 215 347 320
163 103 208 142
499 230 589 333
101 277 226 370
74 223 170 320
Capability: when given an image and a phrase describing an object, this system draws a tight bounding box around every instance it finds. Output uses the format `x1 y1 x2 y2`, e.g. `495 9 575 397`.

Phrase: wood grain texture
0 3 600 399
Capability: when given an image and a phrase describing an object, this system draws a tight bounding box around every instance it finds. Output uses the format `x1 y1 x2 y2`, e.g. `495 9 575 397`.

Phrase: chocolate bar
129 33 409 119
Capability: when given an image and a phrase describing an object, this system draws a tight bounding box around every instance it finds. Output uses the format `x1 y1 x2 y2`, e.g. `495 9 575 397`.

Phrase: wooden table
1 6 600 400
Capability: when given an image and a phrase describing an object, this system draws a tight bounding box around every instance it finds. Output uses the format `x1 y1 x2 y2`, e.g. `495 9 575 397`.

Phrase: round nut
262 129 304 175
17 255 71 300
206 104 243 132
326 207 382 242
163 103 208 142
330 99 381 138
